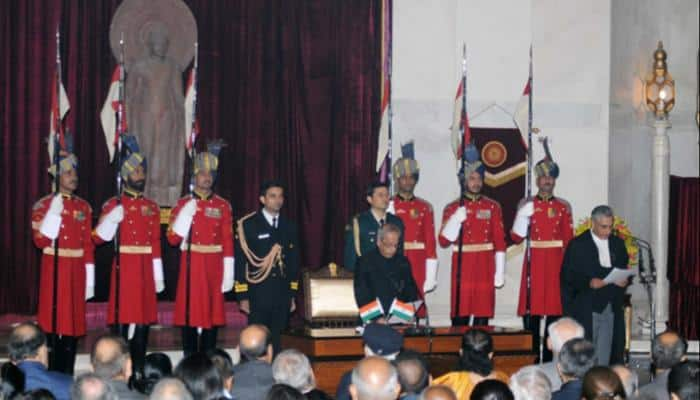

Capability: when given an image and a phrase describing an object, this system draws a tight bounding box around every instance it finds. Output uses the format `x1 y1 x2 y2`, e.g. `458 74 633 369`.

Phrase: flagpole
524 44 538 361
185 42 199 328
455 43 467 321
112 34 126 330
50 23 62 347
386 0 393 195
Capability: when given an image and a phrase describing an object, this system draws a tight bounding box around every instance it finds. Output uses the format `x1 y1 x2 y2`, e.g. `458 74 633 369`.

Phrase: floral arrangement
575 216 638 266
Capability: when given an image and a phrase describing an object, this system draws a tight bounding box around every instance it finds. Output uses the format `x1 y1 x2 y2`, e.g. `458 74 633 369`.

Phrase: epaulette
237 211 257 228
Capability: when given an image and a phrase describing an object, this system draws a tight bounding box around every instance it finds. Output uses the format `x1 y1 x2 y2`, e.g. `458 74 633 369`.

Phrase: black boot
59 336 78 375
523 315 543 362
47 333 61 372
182 327 199 357
129 325 150 379
472 317 489 327
200 328 218 354
451 316 471 326
541 316 560 363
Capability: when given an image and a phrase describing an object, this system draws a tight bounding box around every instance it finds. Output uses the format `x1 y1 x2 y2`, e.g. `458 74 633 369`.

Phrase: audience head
458 329 494 376
652 331 688 371
667 360 699 400
419 385 457 400
90 334 132 381
207 348 234 393
7 322 48 366
265 384 305 400
471 379 514 400
239 324 273 363
591 205 615 240
174 353 223 400
581 366 626 400
149 377 193 400
546 317 585 355
557 338 596 381
133 352 173 395
610 365 638 398
272 349 316 394
362 323 404 360
22 389 56 400
350 356 400 400
508 366 551 400
395 350 430 396
1 362 25 399
71 372 117 400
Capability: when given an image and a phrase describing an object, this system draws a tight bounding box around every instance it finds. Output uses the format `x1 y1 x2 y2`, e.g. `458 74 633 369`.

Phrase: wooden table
281 326 536 394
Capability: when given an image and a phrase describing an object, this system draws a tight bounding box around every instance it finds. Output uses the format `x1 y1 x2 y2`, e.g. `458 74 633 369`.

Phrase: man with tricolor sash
92 136 163 377
167 144 234 356
31 150 94 374
511 138 573 362
353 223 418 324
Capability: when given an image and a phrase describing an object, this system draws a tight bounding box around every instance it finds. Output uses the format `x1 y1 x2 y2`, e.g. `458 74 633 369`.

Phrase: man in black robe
354 223 418 322
560 205 630 365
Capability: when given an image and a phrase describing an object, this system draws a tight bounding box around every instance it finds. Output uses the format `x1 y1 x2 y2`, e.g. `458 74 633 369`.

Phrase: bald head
239 324 272 362
90 335 131 381
350 356 400 400
419 385 457 400
7 322 48 364
652 331 687 371
150 377 193 400
547 317 585 354
611 365 638 397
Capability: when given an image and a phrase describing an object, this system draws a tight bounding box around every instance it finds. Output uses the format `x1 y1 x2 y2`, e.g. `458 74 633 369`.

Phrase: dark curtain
0 0 384 314
667 176 700 340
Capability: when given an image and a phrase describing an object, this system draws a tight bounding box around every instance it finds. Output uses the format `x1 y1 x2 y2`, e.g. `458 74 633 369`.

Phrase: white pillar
651 118 670 332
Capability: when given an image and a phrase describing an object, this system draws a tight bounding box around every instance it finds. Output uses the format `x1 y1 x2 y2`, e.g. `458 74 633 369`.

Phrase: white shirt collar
261 208 279 227
590 230 612 267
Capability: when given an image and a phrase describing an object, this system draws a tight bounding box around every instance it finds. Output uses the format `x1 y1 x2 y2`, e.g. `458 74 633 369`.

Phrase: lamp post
645 41 675 333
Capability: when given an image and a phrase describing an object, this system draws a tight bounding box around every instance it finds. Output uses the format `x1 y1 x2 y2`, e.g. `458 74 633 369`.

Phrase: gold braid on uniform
237 212 283 284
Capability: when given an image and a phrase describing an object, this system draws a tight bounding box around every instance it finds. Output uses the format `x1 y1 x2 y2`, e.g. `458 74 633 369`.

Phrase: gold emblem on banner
481 141 507 168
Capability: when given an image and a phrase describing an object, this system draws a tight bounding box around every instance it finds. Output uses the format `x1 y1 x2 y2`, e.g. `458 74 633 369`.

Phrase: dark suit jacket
231 360 274 400
552 379 583 400
343 210 405 271
18 361 72 400
353 248 418 314
560 229 630 364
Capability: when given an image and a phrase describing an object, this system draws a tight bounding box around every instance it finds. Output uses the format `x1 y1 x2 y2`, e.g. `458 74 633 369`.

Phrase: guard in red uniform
31 151 94 374
93 136 163 376
439 145 506 326
390 143 438 318
511 138 573 361
167 143 234 356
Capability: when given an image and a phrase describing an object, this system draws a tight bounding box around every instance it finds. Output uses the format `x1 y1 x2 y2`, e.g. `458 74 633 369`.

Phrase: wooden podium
281 326 536 394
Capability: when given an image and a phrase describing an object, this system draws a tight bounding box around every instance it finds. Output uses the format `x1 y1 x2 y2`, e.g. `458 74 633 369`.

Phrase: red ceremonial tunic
439 195 506 318
511 195 573 316
167 193 233 328
393 195 437 317
93 191 161 325
32 194 94 336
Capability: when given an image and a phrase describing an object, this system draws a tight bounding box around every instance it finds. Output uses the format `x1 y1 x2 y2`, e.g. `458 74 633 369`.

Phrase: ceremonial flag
388 298 415 322
48 77 70 161
450 79 471 163
375 0 392 182
184 67 198 154
513 81 530 146
100 67 124 161
359 299 384 324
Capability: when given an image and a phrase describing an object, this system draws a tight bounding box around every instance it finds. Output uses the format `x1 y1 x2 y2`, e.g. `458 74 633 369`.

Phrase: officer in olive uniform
235 180 299 355
343 181 404 272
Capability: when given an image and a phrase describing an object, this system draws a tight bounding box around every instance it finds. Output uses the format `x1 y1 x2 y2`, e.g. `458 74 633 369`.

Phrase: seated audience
432 329 508 399
611 365 638 398
231 324 275 400
537 318 585 391
471 379 514 400
91 334 144 399
22 388 56 400
349 356 401 400
265 384 306 400
71 373 116 400
395 350 430 400
272 349 331 400
1 362 25 399
133 353 173 396
6 322 71 400
208 349 235 399
638 331 687 400
667 360 699 400
419 385 457 400
508 366 551 400
552 338 596 400
148 377 193 400
337 323 404 400
581 366 626 400
174 353 223 400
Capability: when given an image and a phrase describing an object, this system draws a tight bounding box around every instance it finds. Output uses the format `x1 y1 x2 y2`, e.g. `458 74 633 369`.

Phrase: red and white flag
375 0 391 181
450 81 471 163
48 77 70 160
184 68 198 155
513 81 530 146
100 67 125 161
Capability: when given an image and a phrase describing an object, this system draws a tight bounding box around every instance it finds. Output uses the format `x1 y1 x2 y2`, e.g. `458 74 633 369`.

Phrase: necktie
272 217 278 228
379 218 385 226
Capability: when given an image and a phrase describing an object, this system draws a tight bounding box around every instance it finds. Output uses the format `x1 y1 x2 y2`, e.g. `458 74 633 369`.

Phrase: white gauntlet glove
512 201 534 237
173 199 197 238
40 195 64 240
222 257 234 293
423 259 438 293
95 205 124 241
441 206 467 242
153 258 165 293
494 251 506 288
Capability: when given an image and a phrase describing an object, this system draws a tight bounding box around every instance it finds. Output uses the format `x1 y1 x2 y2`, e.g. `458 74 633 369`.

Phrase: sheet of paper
602 267 636 284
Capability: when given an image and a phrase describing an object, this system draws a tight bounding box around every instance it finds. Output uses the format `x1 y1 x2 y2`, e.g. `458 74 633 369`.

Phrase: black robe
353 248 418 316
560 229 629 364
